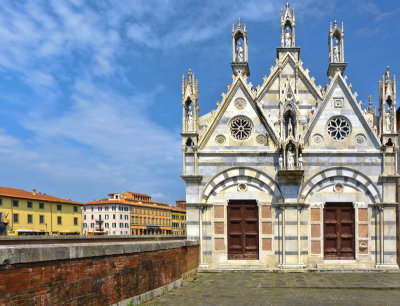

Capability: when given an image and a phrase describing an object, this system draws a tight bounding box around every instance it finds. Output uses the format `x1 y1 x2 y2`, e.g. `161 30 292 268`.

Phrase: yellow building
0 187 82 235
171 200 186 236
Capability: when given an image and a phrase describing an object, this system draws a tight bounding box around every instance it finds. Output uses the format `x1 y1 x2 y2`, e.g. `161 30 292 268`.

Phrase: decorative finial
238 18 242 28
368 95 372 110
286 2 289 9
334 20 337 27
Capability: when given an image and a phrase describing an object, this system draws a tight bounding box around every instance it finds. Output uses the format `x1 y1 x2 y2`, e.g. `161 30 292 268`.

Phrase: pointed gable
304 73 381 149
198 74 278 150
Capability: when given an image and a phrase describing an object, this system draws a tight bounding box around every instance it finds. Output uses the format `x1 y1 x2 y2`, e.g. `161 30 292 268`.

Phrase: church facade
181 3 399 270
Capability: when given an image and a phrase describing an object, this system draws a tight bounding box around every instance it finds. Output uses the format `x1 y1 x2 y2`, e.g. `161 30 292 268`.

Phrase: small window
39 215 44 224
125 223 129 228
105 223 109 228
119 223 123 228
73 206 78 213
74 217 78 225
0 198 2 206
98 207 102 212
27 214 33 224
91 207 94 212
120 214 123 220
112 206 116 211
84 215 86 220
105 214 109 220
90 223 94 228
125 215 128 220
13 214 19 223
113 214 116 220
83 207 86 212
57 216 62 225
57 205 62 211
39 202 44 209
91 215 94 220
112 223 116 228
83 223 87 228
13 200 19 207
105 207 109 211
27 201 33 208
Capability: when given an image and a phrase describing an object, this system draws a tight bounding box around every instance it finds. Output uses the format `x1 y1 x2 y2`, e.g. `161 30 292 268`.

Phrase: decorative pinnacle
286 2 289 9
334 20 337 27
368 95 372 110
238 18 242 28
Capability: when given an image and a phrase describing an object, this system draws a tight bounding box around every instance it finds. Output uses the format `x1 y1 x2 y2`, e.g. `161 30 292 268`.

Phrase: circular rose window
327 116 351 141
230 116 253 140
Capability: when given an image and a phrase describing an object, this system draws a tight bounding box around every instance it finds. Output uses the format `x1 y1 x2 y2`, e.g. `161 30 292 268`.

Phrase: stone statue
385 112 391 132
287 118 293 137
298 153 303 170
287 147 294 169
236 41 244 62
333 40 339 62
279 155 283 169
187 106 194 131
284 28 291 47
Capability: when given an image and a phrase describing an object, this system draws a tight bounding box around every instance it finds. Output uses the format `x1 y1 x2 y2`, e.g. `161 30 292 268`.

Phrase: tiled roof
84 199 129 205
0 187 80 205
84 198 173 210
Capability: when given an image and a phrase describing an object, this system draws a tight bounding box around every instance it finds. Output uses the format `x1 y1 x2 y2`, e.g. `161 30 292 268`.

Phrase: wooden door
324 202 355 259
227 200 259 259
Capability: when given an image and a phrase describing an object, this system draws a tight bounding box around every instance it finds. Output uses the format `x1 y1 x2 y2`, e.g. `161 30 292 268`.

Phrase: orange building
171 200 186 236
123 192 172 235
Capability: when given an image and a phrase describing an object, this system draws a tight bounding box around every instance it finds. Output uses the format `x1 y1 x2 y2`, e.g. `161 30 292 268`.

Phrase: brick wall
0 240 199 305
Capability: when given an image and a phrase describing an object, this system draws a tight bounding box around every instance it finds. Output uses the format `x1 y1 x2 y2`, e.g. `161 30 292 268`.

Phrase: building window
105 214 109 220
98 206 102 212
125 215 128 220
112 223 116 228
91 215 94 220
84 215 86 220
27 201 33 208
0 198 2 206
39 215 44 224
105 206 109 211
74 217 78 225
120 214 123 220
13 213 19 223
83 223 87 228
90 223 94 228
112 206 116 211
119 223 123 228
113 214 116 220
39 202 44 209
91 207 94 212
27 214 33 224
57 216 62 225
105 223 109 228
73 206 78 212
327 116 351 141
83 207 86 212
125 223 129 228
13 200 19 207
57 205 62 211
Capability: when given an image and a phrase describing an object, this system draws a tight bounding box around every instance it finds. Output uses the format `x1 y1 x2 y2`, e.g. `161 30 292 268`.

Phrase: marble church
181 3 399 270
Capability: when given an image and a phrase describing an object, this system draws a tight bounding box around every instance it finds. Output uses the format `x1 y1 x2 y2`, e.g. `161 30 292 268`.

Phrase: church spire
231 18 250 76
277 3 300 61
327 19 347 77
281 2 295 48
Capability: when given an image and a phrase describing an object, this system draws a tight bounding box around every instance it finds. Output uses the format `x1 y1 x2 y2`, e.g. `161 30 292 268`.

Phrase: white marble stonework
180 3 399 271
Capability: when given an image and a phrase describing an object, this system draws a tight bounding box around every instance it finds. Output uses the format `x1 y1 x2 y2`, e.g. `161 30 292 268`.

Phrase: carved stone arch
201 167 284 203
298 166 382 204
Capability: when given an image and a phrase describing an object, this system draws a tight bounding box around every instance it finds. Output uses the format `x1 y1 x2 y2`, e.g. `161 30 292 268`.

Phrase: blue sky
0 0 398 204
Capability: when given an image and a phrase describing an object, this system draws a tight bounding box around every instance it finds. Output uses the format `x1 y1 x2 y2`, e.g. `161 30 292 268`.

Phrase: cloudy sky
0 0 398 204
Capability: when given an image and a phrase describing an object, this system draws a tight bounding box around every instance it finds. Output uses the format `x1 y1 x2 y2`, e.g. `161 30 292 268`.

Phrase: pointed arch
298 166 382 204
201 166 284 203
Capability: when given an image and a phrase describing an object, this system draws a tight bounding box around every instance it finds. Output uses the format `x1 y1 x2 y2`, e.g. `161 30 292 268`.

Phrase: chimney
32 189 37 195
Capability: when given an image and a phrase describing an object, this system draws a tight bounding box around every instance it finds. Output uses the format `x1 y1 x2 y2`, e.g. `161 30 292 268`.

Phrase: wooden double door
324 202 355 259
227 200 259 259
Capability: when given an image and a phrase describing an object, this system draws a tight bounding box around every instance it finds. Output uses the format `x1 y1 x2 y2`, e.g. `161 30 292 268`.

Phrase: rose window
230 116 253 140
327 116 351 140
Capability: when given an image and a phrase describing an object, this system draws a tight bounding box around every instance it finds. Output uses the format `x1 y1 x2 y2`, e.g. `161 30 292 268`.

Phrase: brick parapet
0 240 199 305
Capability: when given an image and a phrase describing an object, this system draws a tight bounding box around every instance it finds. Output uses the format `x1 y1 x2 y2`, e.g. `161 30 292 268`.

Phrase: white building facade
181 4 399 270
82 193 131 235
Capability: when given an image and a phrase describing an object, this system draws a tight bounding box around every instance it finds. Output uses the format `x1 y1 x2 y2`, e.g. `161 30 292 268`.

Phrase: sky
0 0 398 205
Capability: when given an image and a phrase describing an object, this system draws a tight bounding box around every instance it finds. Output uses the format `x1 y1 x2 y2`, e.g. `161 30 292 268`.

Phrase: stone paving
146 272 400 305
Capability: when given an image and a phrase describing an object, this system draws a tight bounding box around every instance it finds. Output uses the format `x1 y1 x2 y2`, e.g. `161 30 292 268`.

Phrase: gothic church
181 3 399 270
